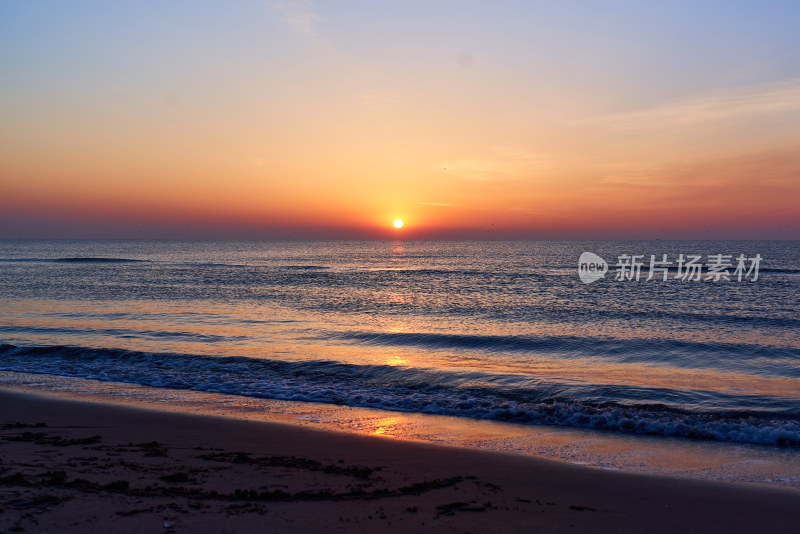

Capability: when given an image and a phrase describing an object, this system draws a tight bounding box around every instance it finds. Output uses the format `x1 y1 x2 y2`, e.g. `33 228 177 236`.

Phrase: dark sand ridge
0 389 797 533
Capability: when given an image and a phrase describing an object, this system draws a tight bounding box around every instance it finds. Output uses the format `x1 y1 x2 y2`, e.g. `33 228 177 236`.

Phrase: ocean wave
281 265 330 270
329 331 800 377
0 257 146 263
0 343 797 447
0 325 238 343
53 257 146 263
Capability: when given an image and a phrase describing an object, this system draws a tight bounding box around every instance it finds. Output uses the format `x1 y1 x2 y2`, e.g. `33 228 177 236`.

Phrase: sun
393 219 404 229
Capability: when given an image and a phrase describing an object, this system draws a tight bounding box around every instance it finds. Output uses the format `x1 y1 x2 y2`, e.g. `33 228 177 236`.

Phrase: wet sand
0 389 797 533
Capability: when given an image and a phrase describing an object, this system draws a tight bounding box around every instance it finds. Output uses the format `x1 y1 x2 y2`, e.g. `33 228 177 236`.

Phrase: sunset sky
2 1 799 239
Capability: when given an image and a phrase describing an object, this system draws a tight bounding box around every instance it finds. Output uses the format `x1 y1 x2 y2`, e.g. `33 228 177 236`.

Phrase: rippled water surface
1 240 798 446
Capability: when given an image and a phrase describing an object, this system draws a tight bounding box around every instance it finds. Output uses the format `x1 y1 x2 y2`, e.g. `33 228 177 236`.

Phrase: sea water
1 240 798 471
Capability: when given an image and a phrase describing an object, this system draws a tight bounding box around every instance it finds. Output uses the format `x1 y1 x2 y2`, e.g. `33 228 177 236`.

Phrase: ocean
1 239 798 455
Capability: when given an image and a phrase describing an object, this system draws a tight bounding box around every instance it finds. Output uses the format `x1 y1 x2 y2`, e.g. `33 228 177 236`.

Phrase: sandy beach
0 389 797 533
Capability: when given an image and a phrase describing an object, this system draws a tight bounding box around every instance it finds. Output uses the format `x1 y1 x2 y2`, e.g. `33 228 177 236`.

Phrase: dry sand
0 389 797 533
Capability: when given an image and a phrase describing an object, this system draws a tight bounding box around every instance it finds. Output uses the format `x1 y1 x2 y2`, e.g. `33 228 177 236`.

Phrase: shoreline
1 388 798 533
2 371 799 490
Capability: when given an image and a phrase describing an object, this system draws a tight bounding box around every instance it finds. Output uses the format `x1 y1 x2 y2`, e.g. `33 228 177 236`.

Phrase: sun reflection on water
371 417 402 437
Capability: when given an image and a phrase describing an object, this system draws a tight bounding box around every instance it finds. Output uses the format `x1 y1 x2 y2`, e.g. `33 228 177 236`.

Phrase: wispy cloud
273 0 323 41
584 78 800 128
418 202 457 207
597 144 800 202
440 147 548 182
358 90 400 110
439 159 511 181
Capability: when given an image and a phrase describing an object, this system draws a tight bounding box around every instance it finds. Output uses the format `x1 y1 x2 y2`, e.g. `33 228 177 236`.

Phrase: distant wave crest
0 257 146 263
1 343 798 447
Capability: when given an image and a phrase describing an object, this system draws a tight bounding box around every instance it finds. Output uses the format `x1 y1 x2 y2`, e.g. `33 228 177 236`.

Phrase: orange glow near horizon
1 3 799 239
